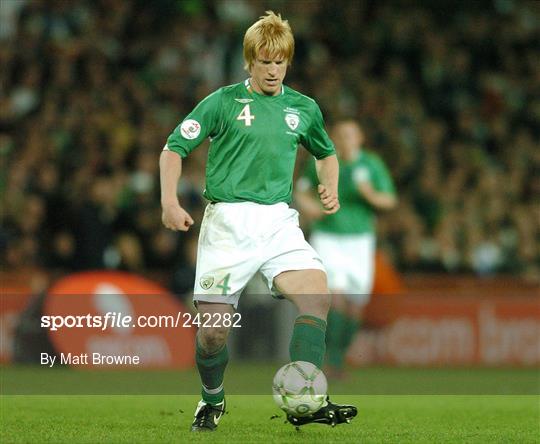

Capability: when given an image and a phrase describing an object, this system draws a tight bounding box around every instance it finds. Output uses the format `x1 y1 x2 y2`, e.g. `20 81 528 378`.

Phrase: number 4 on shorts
216 273 231 295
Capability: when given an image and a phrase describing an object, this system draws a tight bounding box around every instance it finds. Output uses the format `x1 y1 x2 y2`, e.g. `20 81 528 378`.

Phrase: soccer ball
272 361 328 417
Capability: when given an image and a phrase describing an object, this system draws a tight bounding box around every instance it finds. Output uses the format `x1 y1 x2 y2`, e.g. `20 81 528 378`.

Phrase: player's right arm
160 150 194 231
159 89 223 231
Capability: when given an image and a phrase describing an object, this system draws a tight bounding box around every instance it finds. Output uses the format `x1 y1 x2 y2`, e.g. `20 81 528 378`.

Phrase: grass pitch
1 365 539 443
1 395 538 443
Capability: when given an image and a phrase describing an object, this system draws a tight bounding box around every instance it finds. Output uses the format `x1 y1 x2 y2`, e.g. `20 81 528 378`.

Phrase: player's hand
161 202 194 231
318 184 340 215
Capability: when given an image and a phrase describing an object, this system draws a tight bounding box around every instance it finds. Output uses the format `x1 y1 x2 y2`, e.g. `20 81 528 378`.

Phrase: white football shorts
194 202 326 308
310 231 375 305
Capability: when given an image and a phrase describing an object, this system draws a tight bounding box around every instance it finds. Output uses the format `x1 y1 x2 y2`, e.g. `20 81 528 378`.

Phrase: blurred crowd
1 0 539 286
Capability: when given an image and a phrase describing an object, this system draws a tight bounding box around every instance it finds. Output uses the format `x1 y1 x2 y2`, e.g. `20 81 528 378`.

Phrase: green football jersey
166 80 335 204
303 149 396 234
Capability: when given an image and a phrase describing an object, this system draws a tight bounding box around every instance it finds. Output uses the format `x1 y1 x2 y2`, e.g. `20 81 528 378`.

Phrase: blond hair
243 11 294 71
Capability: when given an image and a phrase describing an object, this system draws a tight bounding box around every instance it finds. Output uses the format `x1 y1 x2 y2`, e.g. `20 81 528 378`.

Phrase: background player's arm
357 181 397 210
315 154 340 214
354 160 397 210
159 150 194 231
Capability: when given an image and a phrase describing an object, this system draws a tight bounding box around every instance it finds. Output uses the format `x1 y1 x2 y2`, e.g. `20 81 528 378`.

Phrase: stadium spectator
1 1 538 283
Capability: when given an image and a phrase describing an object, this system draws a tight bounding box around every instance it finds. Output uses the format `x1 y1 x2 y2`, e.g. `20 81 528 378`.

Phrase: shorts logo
285 113 299 130
180 119 201 139
200 275 214 290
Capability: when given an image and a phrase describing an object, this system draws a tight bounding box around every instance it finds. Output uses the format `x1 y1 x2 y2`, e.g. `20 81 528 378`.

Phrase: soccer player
159 12 357 431
296 119 397 378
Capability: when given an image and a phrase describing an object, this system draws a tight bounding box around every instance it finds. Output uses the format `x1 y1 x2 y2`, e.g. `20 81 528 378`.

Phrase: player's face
332 122 364 160
249 51 287 96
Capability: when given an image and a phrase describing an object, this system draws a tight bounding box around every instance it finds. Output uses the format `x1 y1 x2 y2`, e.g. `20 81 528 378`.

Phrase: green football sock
326 309 349 368
289 315 327 368
196 339 228 405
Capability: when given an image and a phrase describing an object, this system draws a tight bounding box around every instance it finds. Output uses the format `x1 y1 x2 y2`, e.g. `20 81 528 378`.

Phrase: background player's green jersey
166 80 335 205
303 150 396 234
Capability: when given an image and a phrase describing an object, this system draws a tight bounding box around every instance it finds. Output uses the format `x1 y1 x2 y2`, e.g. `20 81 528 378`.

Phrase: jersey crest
200 275 214 290
285 113 300 130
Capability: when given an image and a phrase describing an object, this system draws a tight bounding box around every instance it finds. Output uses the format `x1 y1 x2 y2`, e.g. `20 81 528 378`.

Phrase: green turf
1 365 539 442
2 364 539 394
1 394 538 443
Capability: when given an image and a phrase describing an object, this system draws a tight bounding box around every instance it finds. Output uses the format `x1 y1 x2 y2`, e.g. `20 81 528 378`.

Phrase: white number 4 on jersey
236 104 255 126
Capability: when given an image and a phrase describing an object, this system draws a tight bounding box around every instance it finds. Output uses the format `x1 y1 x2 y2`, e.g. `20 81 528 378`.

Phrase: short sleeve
164 89 223 158
300 103 335 160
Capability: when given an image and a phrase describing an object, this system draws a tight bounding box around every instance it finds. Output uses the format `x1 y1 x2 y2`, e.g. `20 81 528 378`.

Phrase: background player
296 119 397 378
159 12 357 431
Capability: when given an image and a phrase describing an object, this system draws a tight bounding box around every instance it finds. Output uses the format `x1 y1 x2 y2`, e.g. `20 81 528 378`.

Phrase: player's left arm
300 102 340 214
294 180 325 221
356 156 397 210
315 154 340 214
